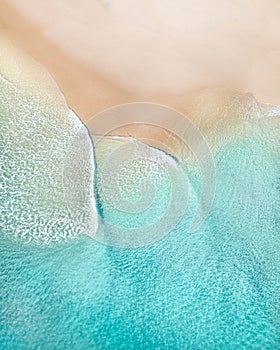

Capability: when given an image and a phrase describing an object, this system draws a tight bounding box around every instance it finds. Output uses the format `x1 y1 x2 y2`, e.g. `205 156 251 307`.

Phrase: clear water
1 80 280 348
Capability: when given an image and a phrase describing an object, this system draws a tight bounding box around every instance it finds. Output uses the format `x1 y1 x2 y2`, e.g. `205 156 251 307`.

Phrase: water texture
0 48 279 348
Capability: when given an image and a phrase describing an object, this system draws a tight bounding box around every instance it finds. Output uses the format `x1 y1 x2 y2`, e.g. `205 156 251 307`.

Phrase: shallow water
1 86 280 348
0 40 280 348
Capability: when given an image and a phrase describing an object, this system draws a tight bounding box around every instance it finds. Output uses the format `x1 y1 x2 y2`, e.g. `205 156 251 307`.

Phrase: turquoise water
1 108 280 348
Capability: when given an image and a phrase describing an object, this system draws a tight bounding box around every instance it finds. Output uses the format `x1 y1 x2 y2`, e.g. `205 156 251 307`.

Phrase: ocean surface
0 79 280 349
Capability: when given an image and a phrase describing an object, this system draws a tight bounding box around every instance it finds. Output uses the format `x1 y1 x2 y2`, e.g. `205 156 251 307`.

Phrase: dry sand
1 0 280 122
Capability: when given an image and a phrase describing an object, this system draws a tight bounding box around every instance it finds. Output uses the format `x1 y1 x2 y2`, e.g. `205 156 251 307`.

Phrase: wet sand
0 2 137 120
1 0 280 122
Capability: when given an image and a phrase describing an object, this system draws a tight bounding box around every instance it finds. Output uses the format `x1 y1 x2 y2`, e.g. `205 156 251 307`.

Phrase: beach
1 2 280 349
1 0 280 122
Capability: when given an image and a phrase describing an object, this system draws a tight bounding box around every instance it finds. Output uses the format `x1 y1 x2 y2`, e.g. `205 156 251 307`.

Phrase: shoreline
1 0 268 123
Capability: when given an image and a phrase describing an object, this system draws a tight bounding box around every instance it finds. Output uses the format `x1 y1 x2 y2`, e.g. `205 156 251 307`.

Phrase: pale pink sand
1 0 280 121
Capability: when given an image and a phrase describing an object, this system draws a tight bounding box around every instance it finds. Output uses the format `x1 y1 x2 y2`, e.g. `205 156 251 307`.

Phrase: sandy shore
0 2 138 121
1 0 280 122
